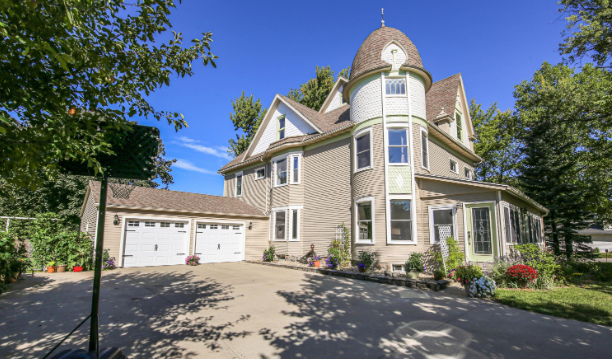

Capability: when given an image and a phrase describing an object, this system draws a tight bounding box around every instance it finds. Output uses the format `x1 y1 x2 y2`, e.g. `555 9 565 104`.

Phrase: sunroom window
388 129 408 164
390 199 412 241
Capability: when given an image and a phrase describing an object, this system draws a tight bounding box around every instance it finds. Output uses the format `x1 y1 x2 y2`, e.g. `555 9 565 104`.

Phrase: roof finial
381 8 385 27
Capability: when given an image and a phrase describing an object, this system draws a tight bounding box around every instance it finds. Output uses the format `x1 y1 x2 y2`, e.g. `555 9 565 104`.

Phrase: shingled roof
89 181 265 217
219 101 351 173
350 26 424 80
425 73 461 123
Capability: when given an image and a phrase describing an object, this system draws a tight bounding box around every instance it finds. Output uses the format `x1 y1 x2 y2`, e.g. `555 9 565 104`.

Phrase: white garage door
194 223 244 263
123 220 189 267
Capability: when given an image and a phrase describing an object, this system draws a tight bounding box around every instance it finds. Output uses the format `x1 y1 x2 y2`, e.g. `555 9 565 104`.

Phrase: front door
465 203 498 262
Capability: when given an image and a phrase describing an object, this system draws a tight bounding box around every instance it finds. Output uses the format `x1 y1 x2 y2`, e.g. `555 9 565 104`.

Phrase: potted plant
67 232 93 273
404 253 425 279
73 265 84 272
57 263 68 272
455 265 483 295
357 251 376 273
433 269 446 281
46 260 56 273
309 255 322 268
185 255 200 266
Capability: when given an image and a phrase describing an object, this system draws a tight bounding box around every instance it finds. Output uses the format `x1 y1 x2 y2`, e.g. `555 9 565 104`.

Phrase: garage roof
88 181 266 218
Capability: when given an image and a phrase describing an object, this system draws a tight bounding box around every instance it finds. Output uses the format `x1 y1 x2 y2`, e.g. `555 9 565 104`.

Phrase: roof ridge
91 180 243 201
433 73 461 84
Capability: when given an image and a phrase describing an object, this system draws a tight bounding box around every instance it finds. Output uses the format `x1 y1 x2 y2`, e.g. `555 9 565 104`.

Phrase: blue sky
139 0 567 195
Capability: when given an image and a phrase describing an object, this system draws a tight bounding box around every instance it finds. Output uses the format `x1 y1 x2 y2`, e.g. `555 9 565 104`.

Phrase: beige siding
500 192 543 216
428 137 474 180
99 209 268 266
80 191 97 237
241 165 268 211
303 137 352 256
413 123 428 175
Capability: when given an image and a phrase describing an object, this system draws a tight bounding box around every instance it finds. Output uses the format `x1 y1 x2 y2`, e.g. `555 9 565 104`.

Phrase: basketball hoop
108 181 136 199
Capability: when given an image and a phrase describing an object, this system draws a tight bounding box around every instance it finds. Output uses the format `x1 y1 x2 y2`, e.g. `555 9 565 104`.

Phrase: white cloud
173 137 229 158
174 159 218 175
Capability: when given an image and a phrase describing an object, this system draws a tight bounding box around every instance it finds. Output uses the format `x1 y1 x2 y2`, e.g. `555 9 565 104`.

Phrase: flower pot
406 271 420 279
46 266 56 273
73 266 84 272
464 284 470 296
313 260 321 268
358 267 366 273
5 274 16 284
57 265 67 273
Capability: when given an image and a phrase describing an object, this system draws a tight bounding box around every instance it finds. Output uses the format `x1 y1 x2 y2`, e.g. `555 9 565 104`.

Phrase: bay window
356 198 374 242
390 199 412 241
388 129 408 164
355 129 372 171
276 158 287 186
274 210 286 241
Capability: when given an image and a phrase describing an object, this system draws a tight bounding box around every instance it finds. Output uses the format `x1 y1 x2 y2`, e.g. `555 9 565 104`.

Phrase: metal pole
89 175 108 356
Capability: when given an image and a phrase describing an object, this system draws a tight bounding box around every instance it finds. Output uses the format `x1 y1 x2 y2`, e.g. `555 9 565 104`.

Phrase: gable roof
219 103 351 173
425 73 461 123
319 76 348 114
88 181 265 217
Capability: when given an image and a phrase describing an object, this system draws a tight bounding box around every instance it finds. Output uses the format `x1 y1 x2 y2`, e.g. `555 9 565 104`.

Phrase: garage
122 219 190 267
194 223 244 263
80 181 269 268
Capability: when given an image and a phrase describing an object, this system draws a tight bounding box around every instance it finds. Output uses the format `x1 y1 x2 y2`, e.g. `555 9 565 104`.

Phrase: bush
506 264 538 285
469 277 496 298
489 256 521 288
357 251 376 271
263 245 275 262
455 265 483 285
325 253 340 269
433 237 464 272
404 253 425 273
433 269 445 280
66 232 93 270
514 244 560 281
185 255 199 266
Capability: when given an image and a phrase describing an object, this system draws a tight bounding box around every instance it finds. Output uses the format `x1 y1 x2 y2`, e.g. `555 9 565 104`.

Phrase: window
274 211 286 241
276 158 287 186
160 222 171 228
357 199 373 242
175 223 185 228
127 221 139 227
355 131 371 170
291 156 300 184
390 200 412 241
509 207 522 243
145 221 155 227
340 94 347 105
278 116 286 140
197 224 206 229
464 167 472 180
535 218 543 243
221 225 229 230
503 207 512 244
232 225 240 231
420 129 429 169
385 79 406 95
450 159 458 173
429 207 454 244
210 224 218 230
456 112 463 141
291 209 299 241
527 216 534 243
255 167 266 180
392 264 404 272
235 173 243 197
388 129 408 164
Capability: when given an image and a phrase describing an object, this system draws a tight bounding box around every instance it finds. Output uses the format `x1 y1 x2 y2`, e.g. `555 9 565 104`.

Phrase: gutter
95 203 269 219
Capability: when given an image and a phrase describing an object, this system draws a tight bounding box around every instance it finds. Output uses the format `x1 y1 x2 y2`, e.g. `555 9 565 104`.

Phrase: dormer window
385 79 405 95
278 116 286 140
456 112 463 141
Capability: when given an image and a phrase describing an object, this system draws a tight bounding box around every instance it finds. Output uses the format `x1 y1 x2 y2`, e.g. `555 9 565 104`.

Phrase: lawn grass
494 282 612 326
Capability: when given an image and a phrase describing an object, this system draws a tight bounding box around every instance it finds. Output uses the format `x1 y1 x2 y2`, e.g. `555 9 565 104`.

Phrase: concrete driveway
0 262 610 358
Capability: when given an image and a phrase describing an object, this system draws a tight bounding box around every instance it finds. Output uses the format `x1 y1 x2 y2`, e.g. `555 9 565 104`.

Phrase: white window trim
450 159 459 174
390 264 405 272
420 126 430 171
428 204 458 244
289 208 300 242
353 127 373 173
386 194 417 244
272 209 287 242
255 166 266 181
277 115 286 140
455 111 464 143
289 154 301 185
387 127 410 167
235 171 243 197
272 157 288 188
384 77 408 98
355 196 375 244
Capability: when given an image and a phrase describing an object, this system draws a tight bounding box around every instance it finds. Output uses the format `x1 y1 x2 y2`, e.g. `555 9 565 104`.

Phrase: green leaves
0 0 217 188
286 66 347 111
227 92 268 157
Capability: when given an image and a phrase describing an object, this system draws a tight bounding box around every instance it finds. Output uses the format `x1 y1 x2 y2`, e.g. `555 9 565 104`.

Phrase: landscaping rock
437 279 450 289
426 280 440 291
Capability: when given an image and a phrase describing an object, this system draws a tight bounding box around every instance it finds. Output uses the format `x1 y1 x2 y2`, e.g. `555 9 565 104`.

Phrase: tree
559 0 612 68
0 0 217 187
470 100 521 185
0 141 176 229
287 66 350 111
227 92 268 157
514 62 611 256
